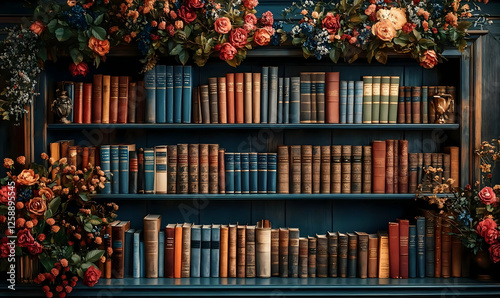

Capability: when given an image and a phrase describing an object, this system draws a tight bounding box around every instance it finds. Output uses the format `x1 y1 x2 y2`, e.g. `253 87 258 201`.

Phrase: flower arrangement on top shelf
283 0 489 67
416 138 500 264
0 154 118 297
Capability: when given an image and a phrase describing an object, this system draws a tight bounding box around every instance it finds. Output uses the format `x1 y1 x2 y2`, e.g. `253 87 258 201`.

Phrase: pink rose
489 242 500 263
243 0 259 9
365 4 376 16
0 238 9 258
229 28 248 48
187 0 204 9
419 50 438 69
178 6 197 24
245 14 258 25
485 228 499 245
243 23 256 32
476 218 498 238
260 11 273 26
322 12 341 35
219 42 237 61
17 229 35 247
214 17 232 34
479 186 498 206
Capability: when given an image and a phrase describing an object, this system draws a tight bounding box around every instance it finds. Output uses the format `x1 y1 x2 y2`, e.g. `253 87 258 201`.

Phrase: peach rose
229 28 248 48
88 37 110 57
219 42 237 61
39 187 55 201
30 21 45 35
52 225 61 233
3 158 14 168
175 20 184 30
60 259 69 267
419 50 438 69
17 169 39 185
46 218 55 225
243 0 259 9
158 21 166 30
445 12 458 27
365 4 376 16
214 17 231 34
417 8 430 21
17 156 25 165
254 28 271 46
371 20 396 41
245 14 258 25
16 218 26 229
422 20 429 32
388 7 407 31
26 197 47 216
67 0 77 7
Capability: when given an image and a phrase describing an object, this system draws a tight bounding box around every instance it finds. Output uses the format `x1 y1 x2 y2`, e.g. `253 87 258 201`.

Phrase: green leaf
292 37 304 46
457 21 471 32
47 19 58 33
375 50 388 64
44 208 53 219
81 262 96 271
85 14 93 25
349 15 362 25
184 25 192 39
412 29 422 41
329 49 341 63
79 193 89 202
71 253 82 265
55 27 72 42
170 44 183 56
91 26 107 41
178 50 189 65
40 255 55 272
85 249 105 263
48 196 61 217
84 221 93 233
76 268 83 278
94 14 104 26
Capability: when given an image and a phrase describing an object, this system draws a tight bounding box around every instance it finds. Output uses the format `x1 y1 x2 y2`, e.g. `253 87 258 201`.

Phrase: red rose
83 266 101 287
0 186 9 204
17 229 34 247
260 11 273 26
419 50 438 69
214 17 232 34
219 42 237 61
30 21 45 35
432 27 438 34
253 28 271 46
167 24 175 36
150 34 160 41
485 228 499 245
178 6 197 24
69 62 89 77
229 28 248 48
243 0 259 9
28 241 43 255
489 242 500 263
187 0 204 9
0 238 9 258
245 14 258 25
322 12 341 34
402 22 417 34
479 186 498 206
476 218 498 238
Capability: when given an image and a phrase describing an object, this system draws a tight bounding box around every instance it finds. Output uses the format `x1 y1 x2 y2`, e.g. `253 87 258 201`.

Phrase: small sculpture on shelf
433 94 454 124
51 89 72 123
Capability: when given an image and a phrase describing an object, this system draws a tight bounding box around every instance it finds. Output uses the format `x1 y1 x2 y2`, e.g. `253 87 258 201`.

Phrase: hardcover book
143 215 161 278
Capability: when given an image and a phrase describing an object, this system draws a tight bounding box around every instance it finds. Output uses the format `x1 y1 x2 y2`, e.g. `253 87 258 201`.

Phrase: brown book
218 77 227 123
177 144 189 194
312 146 321 194
372 141 386 193
246 226 256 278
220 225 229 277
408 153 419 193
165 224 176 278
331 145 342 194
174 224 182 278
252 73 261 123
451 235 462 277
104 221 117 279
228 224 237 277
49 142 60 180
200 85 210 124
301 145 313 194
271 228 280 276
362 146 372 193
277 146 289 194
208 144 219 194
422 153 432 191
167 145 177 194
446 86 456 123
289 228 300 277
208 77 218 123
188 144 199 194
327 231 338 277
338 232 348 277
235 73 244 123
308 236 317 277
435 215 442 277
405 86 412 124
388 222 400 278
443 154 451 181
218 149 226 194
279 228 289 277
110 76 119 123
347 233 358 278
315 72 326 123
244 72 253 123
434 153 443 182
117 76 129 123
199 144 209 194
112 220 131 278
341 145 352 193
378 231 389 278
385 140 394 193
226 73 235 123
237 225 246 277
73 82 84 123
89 146 96 168
136 81 145 123
181 223 192 278
92 74 103 123
299 237 308 277
397 86 405 124
368 234 378 278
428 86 436 123
144 214 161 278
316 234 328 277
68 146 78 167
398 140 409 193
300 72 311 123
352 146 362 194
398 219 409 279
321 146 331 194
290 145 301 194
393 140 399 193
81 147 89 170
192 87 201 124
255 224 271 278
127 82 137 123
325 72 340 123
83 83 92 124
442 216 452 278
412 86 421 123
101 76 111 124
355 231 369 278
59 140 74 160
444 146 459 187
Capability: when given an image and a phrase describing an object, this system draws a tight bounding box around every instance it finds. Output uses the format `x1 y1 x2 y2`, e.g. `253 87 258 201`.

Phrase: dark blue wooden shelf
47 123 460 130
12 278 500 296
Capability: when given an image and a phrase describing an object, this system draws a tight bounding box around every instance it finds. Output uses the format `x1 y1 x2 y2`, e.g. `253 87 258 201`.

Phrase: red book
118 76 129 123
235 73 244 123
82 147 89 170
372 141 386 193
388 222 400 279
165 224 175 278
110 76 119 123
325 72 340 123
226 73 235 123
385 140 394 194
393 140 399 194
398 140 409 193
398 219 409 278
83 83 92 124
74 82 83 123
92 74 103 123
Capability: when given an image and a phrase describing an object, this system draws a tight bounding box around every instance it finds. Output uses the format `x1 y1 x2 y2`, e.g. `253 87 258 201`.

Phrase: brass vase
51 90 72 124
433 94 453 124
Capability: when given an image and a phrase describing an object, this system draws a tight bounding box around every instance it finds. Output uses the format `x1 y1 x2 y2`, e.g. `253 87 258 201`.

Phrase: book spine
290 146 301 194
277 77 284 123
425 210 436 277
165 227 175 278
397 86 405 123
328 233 338 277
409 225 417 278
253 73 261 123
351 146 362 194
277 146 290 194
174 226 182 278
177 144 189 194
188 144 199 194
173 65 183 123
158 230 164 278
137 149 145 194
226 73 235 123
228 225 237 277
405 86 412 124
451 236 462 277
379 76 390 124
389 76 399 123
393 140 399 193
234 153 241 194
362 146 372 193
241 153 250 194
182 66 192 123
357 234 368 278
283 77 290 123
398 140 409 193
208 77 219 123
308 237 317 277
237 226 246 278
218 149 226 194
156 65 167 123
166 65 174 123
399 220 409 279
199 144 209 194
325 72 340 123
416 217 426 278
289 229 299 278
145 69 156 123
362 76 372 123
371 76 381 123
279 228 289 277
111 146 120 194
354 81 363 124
128 82 137 123
385 140 394 194
191 226 201 278
249 152 258 194
244 72 253 123
388 222 400 278
118 146 130 194
409 153 418 193
347 234 357 278
442 212 452 275
428 86 436 123
144 148 155 194
368 235 378 278
92 75 103 123
246 227 256 278
320 146 331 194
211 226 220 277
268 67 279 123
200 85 210 124
117 76 129 123
112 224 128 278
219 226 228 277
155 146 167 194
412 86 421 123
167 145 177 194
225 153 235 194
136 81 145 123
133 231 141 278
299 238 308 278
372 141 386 193
300 72 311 123
144 218 160 278
260 67 269 123
181 224 191 278
331 145 342 194
100 146 111 194
73 82 83 123
235 73 244 123
317 235 328 277
435 215 442 277
421 86 428 124
258 153 268 194
256 228 271 278
218 77 227 123
310 73 317 123
271 229 279 276
83 83 92 124
208 144 219 194
290 77 301 123
316 72 325 123
267 153 277 194
346 81 354 123
341 145 352 194
301 145 313 194
312 146 321 194
446 86 456 123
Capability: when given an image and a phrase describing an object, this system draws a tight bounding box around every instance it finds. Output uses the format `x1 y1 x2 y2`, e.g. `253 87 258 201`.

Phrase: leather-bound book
398 219 410 279
379 76 390 123
207 144 219 194
211 224 221 277
408 153 419 193
372 141 386 193
312 146 321 194
144 214 161 278
73 82 83 123
300 72 311 123
192 87 200 124
277 146 289 194
405 86 412 124
235 73 244 123
200 225 211 277
174 224 183 278
226 73 235 123
220 225 229 277
355 231 369 278
112 221 131 278
252 73 261 123
331 145 342 193
208 77 219 123
352 146 362 194
92 74 103 123
393 140 399 193
368 234 378 278
246 226 256 278
271 228 280 276
299 237 308 277
181 223 193 277
279 228 289 277
218 77 227 123
237 225 246 277
188 144 199 194
290 145 301 194
89 146 96 168
444 146 459 187
129 151 138 194
301 145 313 194
378 231 389 278
137 148 145 194
316 234 328 277
100 76 110 123
417 153 423 189
341 145 352 193
68 146 78 167
156 65 167 123
338 232 348 277
347 233 358 278
118 76 129 123
389 76 399 123
109 77 119 123
177 144 189 194
385 140 394 193
249 152 258 194
327 231 338 277
435 215 442 277
308 236 317 277
416 217 425 277
371 77 380 123
83 83 92 124
228 224 237 277
412 86 421 123
289 228 300 277
321 146 331 194
362 146 372 193
451 235 462 277
199 144 209 194
316 72 326 123
388 222 400 278
443 153 451 181
437 153 443 182
200 85 210 124
397 86 405 123
128 82 137 123
104 221 116 278
82 147 89 170
218 149 226 194
425 210 437 277
136 81 145 123
326 72 340 123
155 146 167 194
442 215 452 278
398 140 409 193
268 153 278 194
167 145 177 194
244 72 253 123
165 224 175 278
256 222 271 278
446 86 456 123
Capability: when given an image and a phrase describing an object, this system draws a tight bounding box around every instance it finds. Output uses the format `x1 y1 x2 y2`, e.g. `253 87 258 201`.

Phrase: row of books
107 214 466 279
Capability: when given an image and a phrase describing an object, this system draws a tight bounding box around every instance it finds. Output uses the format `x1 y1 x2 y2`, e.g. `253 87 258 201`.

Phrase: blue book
144 68 156 123
144 148 155 194
354 81 363 124
258 153 268 194
225 153 235 194
110 145 120 194
268 66 279 123
140 239 145 277
347 81 355 124
182 66 192 123
201 225 211 277
290 77 300 123
425 211 435 277
267 153 277 194
261 67 269 123
99 145 111 194
284 77 290 123
173 65 183 123
119 145 129 194
416 216 426 278
409 225 417 278
133 229 142 278
340 80 348 123
210 224 220 277
156 65 167 123
191 225 202 278
422 86 428 124
166 65 174 123
158 230 165 278
125 228 135 278
241 153 250 194
398 86 405 123
234 153 241 194
277 77 283 124
249 152 258 194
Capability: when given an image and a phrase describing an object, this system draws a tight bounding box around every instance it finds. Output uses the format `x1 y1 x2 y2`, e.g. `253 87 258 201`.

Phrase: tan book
181 223 192 277
378 231 389 278
321 146 331 194
368 234 378 278
101 75 111 123
301 145 313 194
244 72 253 123
228 224 237 277
143 214 161 278
237 225 246 277
245 225 256 278
279 228 290 277
256 222 271 278
252 73 261 123
218 77 227 124
199 144 209 194
444 146 459 187
331 145 342 193
312 146 321 194
299 237 308 277
290 145 301 194
220 225 229 277
277 146 289 194
271 228 280 276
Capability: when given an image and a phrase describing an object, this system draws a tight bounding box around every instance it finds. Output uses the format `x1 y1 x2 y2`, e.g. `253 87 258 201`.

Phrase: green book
362 76 372 124
388 76 399 124
371 76 381 123
379 76 390 124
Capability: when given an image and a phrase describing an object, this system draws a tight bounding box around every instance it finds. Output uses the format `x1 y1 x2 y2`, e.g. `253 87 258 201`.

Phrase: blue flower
137 25 152 56
17 187 33 203
299 22 314 36
62 5 89 30
457 210 473 226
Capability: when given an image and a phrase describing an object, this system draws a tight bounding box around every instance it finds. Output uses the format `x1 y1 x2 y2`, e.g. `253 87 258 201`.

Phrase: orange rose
88 37 110 57
419 50 438 69
52 225 61 233
39 187 55 201
371 20 396 42
445 12 458 27
17 169 39 186
26 197 47 216
254 28 271 46
17 156 26 165
46 218 55 225
109 26 119 34
3 158 13 168
67 0 77 7
30 21 45 35
158 21 166 30
214 17 232 34
422 20 429 32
